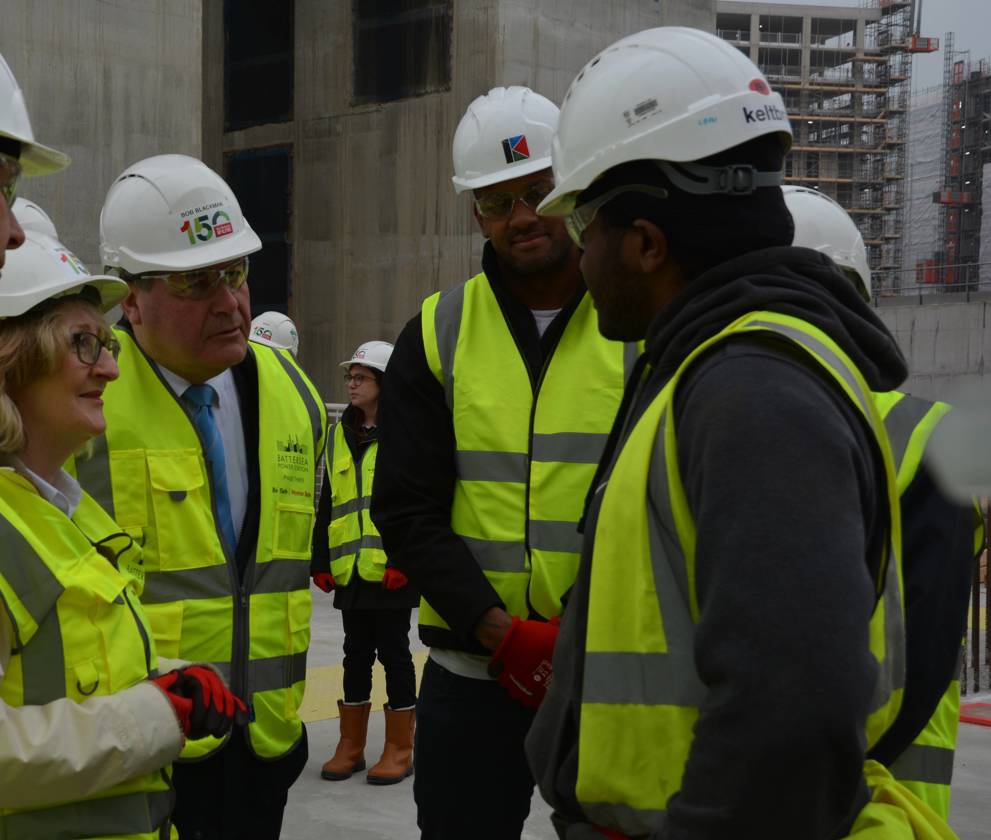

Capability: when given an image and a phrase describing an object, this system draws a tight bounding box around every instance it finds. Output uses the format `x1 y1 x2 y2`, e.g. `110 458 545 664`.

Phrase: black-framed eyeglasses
474 181 555 220
71 331 121 365
0 152 22 210
136 257 249 300
565 185 670 247
344 373 370 386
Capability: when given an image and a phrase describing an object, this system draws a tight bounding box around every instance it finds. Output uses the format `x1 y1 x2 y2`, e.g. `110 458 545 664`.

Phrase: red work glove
487 616 560 708
312 571 335 592
381 567 409 590
152 666 248 739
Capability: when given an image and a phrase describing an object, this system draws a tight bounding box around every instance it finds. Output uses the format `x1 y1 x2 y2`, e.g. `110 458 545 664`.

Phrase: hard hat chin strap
656 161 783 196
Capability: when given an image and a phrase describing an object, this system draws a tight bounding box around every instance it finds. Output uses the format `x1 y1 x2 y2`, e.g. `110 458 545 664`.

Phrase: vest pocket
145 601 185 660
273 503 315 560
147 451 216 569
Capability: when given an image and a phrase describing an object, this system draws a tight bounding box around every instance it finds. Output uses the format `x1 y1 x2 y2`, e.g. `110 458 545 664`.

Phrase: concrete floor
286 588 991 840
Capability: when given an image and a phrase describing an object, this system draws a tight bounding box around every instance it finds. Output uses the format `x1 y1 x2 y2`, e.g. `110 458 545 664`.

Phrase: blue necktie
183 384 238 554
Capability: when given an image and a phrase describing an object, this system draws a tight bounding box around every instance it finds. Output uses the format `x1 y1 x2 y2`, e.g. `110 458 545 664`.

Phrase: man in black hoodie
525 28 926 840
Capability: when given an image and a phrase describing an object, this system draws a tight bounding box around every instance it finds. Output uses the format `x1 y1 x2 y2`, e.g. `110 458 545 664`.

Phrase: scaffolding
717 1 937 294
927 36 991 289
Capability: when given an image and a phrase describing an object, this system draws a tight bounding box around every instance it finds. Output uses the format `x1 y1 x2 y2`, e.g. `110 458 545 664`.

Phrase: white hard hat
452 86 559 194
783 185 871 299
250 311 299 356
0 230 128 318
0 53 69 175
11 196 58 239
340 340 393 373
99 154 262 275
539 27 793 217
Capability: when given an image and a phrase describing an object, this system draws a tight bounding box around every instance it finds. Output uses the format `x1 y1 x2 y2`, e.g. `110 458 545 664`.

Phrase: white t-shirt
531 308 562 338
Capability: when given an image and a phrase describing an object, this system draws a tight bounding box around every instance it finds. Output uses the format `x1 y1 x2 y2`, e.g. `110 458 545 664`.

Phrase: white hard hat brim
338 358 387 372
0 275 128 319
452 155 553 194
1 130 70 176
250 334 291 351
115 228 262 274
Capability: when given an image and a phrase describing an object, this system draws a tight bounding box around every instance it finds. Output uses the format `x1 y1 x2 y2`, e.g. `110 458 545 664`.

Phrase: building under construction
717 0 937 293
922 40 991 289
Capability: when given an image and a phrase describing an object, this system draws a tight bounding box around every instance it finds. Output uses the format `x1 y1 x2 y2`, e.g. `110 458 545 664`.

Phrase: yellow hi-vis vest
577 312 907 838
419 273 635 626
0 470 175 840
327 422 386 585
74 329 327 761
874 390 985 820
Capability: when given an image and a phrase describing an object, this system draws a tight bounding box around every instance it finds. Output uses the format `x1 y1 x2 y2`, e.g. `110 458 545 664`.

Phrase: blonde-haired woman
0 230 243 838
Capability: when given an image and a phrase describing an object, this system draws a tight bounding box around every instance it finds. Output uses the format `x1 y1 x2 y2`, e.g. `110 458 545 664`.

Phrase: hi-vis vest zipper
326 422 387 585
420 272 636 627
75 329 327 761
0 470 175 839
577 312 909 838
874 390 985 821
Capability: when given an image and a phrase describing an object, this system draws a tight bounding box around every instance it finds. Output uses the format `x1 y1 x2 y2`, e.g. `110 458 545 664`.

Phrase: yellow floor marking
967 605 986 632
300 650 429 723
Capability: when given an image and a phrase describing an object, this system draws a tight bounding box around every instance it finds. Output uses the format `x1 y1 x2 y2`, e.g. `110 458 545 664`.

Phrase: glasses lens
521 182 554 209
106 336 121 360
475 193 514 219
160 258 248 299
0 154 21 209
345 374 366 385
72 333 99 364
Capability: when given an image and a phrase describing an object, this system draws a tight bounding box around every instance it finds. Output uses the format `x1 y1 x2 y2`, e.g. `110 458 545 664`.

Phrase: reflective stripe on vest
0 471 173 838
576 312 905 836
327 423 387 584
74 330 326 760
875 391 967 821
418 273 632 624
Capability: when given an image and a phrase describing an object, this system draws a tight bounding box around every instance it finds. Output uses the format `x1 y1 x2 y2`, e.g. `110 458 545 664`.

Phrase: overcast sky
719 0 990 92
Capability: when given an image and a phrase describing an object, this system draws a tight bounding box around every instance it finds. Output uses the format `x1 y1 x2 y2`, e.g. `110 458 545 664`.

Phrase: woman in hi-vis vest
311 340 419 786
0 227 243 839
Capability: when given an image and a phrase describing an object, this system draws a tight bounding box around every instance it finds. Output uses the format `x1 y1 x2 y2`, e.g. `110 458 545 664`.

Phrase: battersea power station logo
277 436 309 475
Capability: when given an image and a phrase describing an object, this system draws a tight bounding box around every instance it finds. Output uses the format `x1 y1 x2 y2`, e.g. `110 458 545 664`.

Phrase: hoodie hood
645 246 907 393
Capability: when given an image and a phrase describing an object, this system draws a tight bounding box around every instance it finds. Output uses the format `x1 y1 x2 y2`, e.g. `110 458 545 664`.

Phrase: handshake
152 666 249 741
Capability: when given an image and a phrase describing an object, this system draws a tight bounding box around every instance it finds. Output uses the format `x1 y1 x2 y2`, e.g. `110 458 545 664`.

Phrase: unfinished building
925 39 991 289
717 1 937 293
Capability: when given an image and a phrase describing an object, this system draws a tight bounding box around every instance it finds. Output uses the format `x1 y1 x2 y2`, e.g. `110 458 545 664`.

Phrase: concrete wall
274 0 716 401
0 0 203 268
876 298 991 401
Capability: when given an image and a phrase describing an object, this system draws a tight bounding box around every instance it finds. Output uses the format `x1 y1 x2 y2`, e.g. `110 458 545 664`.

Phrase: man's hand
475 606 514 651
487 616 560 708
152 666 248 740
312 571 335 593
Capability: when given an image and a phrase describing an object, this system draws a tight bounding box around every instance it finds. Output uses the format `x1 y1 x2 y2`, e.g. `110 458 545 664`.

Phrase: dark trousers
415 658 536 839
342 608 417 708
171 724 308 840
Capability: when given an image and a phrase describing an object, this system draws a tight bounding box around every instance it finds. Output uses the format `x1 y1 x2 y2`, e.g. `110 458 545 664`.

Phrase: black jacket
527 247 912 840
371 242 588 653
311 406 419 611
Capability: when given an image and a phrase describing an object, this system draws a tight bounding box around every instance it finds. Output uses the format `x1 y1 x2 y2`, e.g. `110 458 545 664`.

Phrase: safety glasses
0 152 22 209
565 185 670 247
140 257 249 300
474 180 556 220
71 331 121 365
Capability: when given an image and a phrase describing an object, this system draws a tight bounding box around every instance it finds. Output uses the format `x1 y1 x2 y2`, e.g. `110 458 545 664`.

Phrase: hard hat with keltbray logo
783 185 872 300
11 196 58 239
250 311 299 356
451 86 559 193
538 27 793 218
99 153 261 275
0 52 69 175
0 230 127 318
339 340 393 373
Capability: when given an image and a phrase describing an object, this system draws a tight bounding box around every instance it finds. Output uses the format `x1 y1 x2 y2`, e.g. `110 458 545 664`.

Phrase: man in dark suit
77 154 326 840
